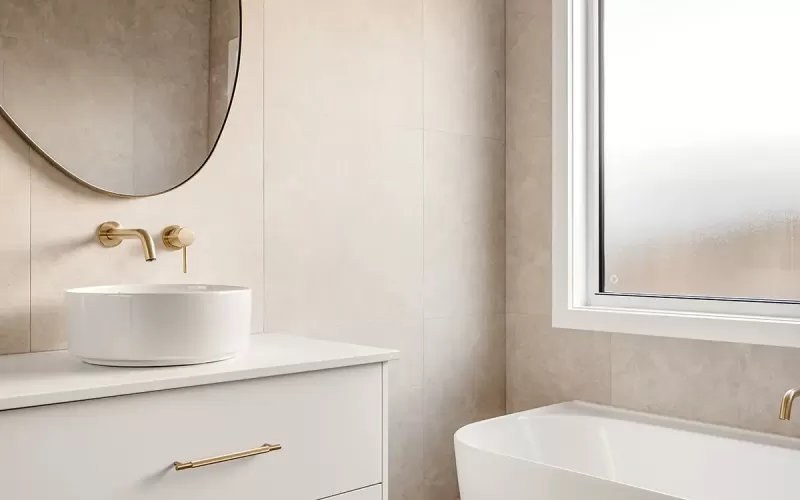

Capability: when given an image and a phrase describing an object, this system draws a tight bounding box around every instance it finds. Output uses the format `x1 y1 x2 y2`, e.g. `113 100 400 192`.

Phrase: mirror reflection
0 0 241 196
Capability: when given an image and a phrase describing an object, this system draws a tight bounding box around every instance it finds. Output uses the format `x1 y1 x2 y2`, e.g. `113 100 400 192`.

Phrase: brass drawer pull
173 443 282 471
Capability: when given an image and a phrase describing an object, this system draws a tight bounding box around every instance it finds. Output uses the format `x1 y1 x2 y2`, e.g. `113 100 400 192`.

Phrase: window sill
553 302 800 348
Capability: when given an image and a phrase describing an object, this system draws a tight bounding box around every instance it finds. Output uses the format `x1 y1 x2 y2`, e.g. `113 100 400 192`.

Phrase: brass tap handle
162 226 195 273
173 443 282 471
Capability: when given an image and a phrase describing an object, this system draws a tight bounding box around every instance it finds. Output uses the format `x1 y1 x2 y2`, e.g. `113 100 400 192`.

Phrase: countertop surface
0 334 398 411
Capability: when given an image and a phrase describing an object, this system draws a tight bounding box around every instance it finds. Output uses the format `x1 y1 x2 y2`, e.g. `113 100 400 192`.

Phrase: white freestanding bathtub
455 402 800 500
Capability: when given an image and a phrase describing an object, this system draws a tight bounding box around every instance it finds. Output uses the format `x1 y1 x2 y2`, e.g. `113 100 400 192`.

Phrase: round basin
66 284 252 367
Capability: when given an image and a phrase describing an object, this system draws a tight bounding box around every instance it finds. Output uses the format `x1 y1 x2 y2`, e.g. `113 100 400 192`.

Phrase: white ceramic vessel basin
66 284 251 367
456 401 800 500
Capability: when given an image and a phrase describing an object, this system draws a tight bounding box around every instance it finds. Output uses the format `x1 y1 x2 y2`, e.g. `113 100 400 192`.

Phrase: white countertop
0 334 398 411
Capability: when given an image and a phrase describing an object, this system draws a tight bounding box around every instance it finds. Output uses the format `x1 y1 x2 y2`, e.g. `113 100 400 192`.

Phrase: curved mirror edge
0 0 242 198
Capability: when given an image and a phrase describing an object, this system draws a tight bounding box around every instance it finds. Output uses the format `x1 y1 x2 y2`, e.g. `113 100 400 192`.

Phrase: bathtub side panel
455 442 677 500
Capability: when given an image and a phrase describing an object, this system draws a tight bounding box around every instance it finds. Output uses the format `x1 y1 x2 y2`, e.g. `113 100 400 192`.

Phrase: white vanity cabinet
0 334 396 500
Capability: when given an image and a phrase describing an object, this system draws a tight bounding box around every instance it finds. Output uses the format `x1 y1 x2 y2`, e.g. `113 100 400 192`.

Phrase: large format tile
263 123 423 334
423 313 505 500
610 333 800 437
263 0 422 130
507 0 549 53
424 130 505 319
506 136 550 315
506 0 551 317
507 313 611 413
610 333 751 428
424 0 505 139
506 4 550 141
27 0 265 351
0 119 31 354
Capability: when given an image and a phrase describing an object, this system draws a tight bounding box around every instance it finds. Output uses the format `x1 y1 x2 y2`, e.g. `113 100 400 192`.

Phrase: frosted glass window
601 0 800 301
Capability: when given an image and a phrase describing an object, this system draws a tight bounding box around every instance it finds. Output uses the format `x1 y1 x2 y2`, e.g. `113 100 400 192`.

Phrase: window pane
601 0 800 300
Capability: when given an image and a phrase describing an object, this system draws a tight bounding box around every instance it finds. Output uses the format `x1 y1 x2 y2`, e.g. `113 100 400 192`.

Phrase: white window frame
552 0 800 348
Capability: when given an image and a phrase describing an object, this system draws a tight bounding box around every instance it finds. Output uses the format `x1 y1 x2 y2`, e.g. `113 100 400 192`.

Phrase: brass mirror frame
0 0 243 199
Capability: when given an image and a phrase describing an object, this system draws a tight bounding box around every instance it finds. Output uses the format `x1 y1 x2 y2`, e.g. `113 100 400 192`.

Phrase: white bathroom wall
0 1 505 499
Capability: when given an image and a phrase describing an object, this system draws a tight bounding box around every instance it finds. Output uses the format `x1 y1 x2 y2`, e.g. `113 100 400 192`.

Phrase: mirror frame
0 0 243 199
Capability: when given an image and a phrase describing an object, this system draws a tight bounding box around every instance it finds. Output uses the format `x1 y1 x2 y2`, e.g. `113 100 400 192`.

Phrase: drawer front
0 364 382 500
323 485 382 500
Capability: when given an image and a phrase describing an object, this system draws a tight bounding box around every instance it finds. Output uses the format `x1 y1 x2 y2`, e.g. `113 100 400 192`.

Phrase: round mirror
0 0 241 197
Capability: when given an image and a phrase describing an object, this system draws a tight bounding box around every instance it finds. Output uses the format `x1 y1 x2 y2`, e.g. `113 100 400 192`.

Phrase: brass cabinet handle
173 443 282 471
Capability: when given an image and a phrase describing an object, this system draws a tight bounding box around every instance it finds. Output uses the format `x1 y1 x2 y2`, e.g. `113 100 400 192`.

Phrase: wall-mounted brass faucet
779 388 800 420
97 222 157 262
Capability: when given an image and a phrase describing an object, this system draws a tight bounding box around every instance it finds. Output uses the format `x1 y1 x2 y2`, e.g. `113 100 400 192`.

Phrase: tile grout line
420 0 427 497
502 0 509 420
261 0 267 336
422 126 506 144
28 144 32 353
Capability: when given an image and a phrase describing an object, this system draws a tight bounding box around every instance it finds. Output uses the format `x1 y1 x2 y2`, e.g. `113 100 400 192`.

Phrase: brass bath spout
779 388 800 421
97 222 156 262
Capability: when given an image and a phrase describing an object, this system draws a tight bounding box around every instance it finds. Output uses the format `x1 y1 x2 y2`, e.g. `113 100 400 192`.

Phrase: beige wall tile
507 0 549 52
263 124 423 333
505 1 550 317
610 333 752 428
424 130 505 319
0 119 31 355
507 313 611 413
506 3 550 142
263 0 422 130
27 0 264 351
611 333 800 438
506 136 550 315
423 313 505 500
424 0 505 139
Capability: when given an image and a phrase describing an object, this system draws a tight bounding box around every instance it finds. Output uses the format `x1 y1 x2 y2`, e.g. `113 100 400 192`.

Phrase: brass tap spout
779 388 800 421
97 222 157 262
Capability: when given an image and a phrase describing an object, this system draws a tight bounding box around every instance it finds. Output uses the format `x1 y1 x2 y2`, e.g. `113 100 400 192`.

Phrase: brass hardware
780 388 800 420
162 225 196 273
173 443 282 471
97 222 156 262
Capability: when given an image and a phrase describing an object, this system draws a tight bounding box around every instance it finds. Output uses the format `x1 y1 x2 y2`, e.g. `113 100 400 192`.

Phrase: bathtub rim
455 401 800 455
455 402 800 500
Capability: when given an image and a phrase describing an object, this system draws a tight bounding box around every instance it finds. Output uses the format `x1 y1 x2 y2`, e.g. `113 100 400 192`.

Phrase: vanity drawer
0 363 383 500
